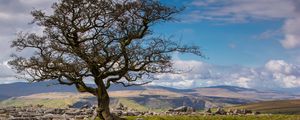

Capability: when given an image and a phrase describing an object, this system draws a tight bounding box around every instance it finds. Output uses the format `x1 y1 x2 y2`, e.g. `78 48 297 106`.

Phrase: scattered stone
186 107 195 113
173 106 188 112
214 108 226 115
81 104 89 109
116 102 125 110
0 103 260 119
0 109 6 114
112 110 123 116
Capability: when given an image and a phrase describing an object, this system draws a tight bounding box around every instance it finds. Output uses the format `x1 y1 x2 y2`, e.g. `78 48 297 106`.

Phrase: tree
9 0 202 119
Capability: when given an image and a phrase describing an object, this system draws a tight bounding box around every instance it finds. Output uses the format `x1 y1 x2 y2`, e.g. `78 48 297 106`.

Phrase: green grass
126 115 300 120
114 98 169 112
0 98 78 108
227 99 300 114
115 98 150 112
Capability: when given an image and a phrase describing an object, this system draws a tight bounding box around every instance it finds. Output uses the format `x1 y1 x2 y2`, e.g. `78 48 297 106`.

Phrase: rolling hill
1 81 300 111
229 99 300 114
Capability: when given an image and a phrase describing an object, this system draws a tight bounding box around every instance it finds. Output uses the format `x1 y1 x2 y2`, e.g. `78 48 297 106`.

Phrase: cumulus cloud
150 60 300 89
265 60 300 87
0 60 23 84
190 0 300 49
0 0 54 83
281 17 300 49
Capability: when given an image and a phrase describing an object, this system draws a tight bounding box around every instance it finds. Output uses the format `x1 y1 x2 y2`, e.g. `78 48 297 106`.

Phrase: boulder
127 111 141 116
173 106 188 112
112 110 123 116
71 101 93 109
214 108 226 115
81 104 90 109
116 103 125 110
0 109 6 114
186 107 195 113
42 114 54 119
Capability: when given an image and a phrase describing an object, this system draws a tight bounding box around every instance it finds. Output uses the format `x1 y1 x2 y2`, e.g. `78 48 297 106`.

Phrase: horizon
0 0 300 91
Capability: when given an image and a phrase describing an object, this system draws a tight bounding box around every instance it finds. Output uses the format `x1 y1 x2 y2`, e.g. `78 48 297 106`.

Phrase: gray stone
116 102 124 110
214 108 226 115
42 114 54 119
173 106 188 112
126 111 141 116
0 109 6 114
186 107 195 113
112 110 123 116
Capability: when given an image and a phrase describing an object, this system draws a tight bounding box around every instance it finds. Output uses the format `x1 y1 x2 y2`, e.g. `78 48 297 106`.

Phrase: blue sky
0 0 300 90
156 20 286 66
150 0 300 89
154 0 299 67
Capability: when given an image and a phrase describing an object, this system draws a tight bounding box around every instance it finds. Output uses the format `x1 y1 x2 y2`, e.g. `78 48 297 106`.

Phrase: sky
0 0 300 90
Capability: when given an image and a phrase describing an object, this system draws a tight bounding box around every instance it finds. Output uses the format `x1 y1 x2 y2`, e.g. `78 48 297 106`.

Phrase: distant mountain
0 81 77 100
191 85 299 101
0 81 148 101
1 81 300 110
204 85 257 92
275 87 300 95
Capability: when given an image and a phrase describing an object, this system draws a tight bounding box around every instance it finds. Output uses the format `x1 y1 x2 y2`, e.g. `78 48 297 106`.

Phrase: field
0 92 89 108
228 99 300 114
126 115 300 120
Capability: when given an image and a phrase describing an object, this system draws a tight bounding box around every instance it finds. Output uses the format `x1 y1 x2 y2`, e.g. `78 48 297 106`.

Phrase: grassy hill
2 82 300 113
228 99 300 114
126 115 300 120
0 92 90 108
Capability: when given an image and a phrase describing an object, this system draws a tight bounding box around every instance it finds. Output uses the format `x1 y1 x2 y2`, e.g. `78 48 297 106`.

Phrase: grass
115 98 150 112
0 98 78 108
227 99 300 114
126 115 300 120
114 98 169 112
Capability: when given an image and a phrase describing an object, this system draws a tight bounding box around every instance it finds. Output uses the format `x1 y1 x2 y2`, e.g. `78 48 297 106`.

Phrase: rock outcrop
0 104 260 119
0 105 94 120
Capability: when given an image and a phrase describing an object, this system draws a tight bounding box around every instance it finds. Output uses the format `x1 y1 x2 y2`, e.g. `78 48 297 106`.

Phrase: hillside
0 82 77 101
0 81 144 101
192 85 299 101
1 81 300 111
229 99 300 114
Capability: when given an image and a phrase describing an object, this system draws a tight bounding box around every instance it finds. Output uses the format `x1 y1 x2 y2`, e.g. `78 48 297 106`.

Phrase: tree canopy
9 0 202 119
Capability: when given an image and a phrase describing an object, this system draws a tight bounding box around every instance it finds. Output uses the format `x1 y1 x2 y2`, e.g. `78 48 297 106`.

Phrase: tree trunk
95 82 113 120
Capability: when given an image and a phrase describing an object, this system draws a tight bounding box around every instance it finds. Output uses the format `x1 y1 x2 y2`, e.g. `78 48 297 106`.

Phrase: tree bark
96 81 113 120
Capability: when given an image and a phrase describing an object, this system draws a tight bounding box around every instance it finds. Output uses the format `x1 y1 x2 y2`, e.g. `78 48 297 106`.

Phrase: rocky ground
0 103 259 120
0 104 94 120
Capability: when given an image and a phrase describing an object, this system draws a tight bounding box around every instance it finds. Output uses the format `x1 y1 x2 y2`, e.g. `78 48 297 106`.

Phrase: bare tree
9 0 202 119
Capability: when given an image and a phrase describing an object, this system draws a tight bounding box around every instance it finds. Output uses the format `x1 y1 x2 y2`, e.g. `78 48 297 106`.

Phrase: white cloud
254 29 282 40
264 60 300 88
265 60 294 74
281 17 300 49
235 77 251 88
0 60 19 83
151 59 300 89
0 0 54 83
